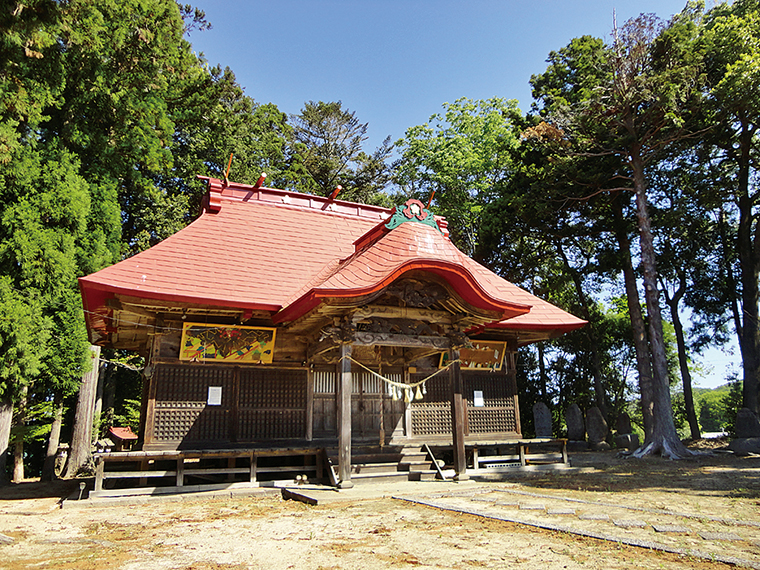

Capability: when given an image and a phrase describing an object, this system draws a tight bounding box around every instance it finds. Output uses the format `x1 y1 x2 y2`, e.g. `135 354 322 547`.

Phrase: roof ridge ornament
385 199 443 234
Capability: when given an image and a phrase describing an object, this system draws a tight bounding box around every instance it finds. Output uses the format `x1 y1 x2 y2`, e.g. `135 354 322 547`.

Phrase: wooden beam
353 332 451 349
307 336 339 360
351 305 458 324
108 298 158 320
337 343 353 488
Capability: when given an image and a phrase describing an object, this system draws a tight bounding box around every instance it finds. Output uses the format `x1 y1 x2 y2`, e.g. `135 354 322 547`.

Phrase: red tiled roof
79 185 388 312
108 426 137 440
79 178 586 341
274 218 532 323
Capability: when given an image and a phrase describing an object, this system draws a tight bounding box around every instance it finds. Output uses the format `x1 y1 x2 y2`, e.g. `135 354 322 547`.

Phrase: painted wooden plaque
180 323 276 363
439 340 507 371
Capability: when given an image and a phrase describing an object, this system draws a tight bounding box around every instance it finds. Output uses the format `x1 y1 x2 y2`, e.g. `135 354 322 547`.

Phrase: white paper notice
207 386 222 406
473 390 484 407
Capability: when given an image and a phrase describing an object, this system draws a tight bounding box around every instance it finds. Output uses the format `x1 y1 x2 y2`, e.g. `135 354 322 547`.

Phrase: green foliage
0 278 48 398
680 380 742 435
395 97 524 254
113 399 142 434
671 391 688 436
530 35 609 114
699 0 760 412
697 389 726 432
720 379 743 436
290 100 393 205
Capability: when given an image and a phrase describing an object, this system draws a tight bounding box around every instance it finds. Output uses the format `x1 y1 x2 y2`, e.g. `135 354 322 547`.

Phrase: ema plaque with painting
439 340 507 371
180 323 276 363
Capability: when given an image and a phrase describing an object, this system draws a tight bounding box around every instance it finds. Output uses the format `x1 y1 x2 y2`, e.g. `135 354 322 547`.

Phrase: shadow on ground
522 445 760 500
0 479 82 502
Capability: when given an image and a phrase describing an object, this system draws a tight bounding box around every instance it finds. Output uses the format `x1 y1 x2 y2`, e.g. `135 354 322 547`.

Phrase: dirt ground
0 443 758 570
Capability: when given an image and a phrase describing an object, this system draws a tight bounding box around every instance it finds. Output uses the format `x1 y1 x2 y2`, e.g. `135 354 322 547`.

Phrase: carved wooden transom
385 279 448 308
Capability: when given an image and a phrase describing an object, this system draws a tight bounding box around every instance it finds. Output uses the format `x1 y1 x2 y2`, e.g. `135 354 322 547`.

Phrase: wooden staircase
325 445 444 485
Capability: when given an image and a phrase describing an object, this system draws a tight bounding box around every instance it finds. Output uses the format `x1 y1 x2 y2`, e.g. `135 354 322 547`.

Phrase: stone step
399 461 436 472
408 470 440 482
350 462 401 475
349 470 411 484
328 453 404 464
399 452 428 462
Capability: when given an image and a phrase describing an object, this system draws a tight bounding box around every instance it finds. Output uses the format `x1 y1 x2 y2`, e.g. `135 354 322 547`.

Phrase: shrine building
79 176 585 492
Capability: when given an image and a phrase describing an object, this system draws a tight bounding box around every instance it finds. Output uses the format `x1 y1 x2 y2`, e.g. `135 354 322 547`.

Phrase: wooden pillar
506 337 521 436
449 348 468 480
140 334 162 449
337 343 354 488
306 366 314 441
404 366 412 438
250 452 258 483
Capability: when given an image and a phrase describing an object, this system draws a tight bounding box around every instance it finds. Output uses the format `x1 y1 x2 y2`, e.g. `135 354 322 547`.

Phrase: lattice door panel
412 372 449 403
463 372 519 435
464 372 516 402
153 407 202 441
411 403 451 436
154 364 235 404
153 406 231 443
152 364 234 443
237 410 306 440
467 406 517 433
237 368 307 441
239 368 307 409
409 372 449 436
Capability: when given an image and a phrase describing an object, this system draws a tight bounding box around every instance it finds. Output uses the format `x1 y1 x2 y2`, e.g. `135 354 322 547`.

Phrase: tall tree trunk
12 386 28 483
62 346 101 478
736 123 760 415
717 208 743 341
0 395 11 486
41 390 64 482
556 241 607 419
94 359 105 438
612 196 654 439
102 361 117 434
537 343 548 401
662 276 701 440
629 150 694 459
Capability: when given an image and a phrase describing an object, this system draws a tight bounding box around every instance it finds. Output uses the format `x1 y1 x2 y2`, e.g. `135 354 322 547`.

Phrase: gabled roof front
79 178 586 346
274 201 532 324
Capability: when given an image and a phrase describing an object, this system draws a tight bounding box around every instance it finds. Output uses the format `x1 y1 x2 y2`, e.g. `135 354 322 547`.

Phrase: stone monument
586 406 610 450
735 408 760 438
614 411 639 450
566 403 588 451
533 402 553 438
729 408 760 455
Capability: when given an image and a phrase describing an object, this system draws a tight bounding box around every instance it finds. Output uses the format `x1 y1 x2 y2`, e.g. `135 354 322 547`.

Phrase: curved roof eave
272 259 532 325
79 277 282 313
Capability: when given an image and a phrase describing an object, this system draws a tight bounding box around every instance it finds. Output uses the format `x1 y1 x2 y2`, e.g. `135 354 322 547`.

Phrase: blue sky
189 0 692 150
187 1 739 388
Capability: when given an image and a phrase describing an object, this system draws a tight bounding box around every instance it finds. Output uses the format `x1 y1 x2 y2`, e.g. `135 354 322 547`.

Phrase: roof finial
254 173 267 189
328 185 342 200
224 153 234 185
426 190 436 209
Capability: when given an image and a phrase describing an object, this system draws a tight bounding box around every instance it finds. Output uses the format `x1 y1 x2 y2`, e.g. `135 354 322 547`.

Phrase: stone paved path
394 487 760 570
